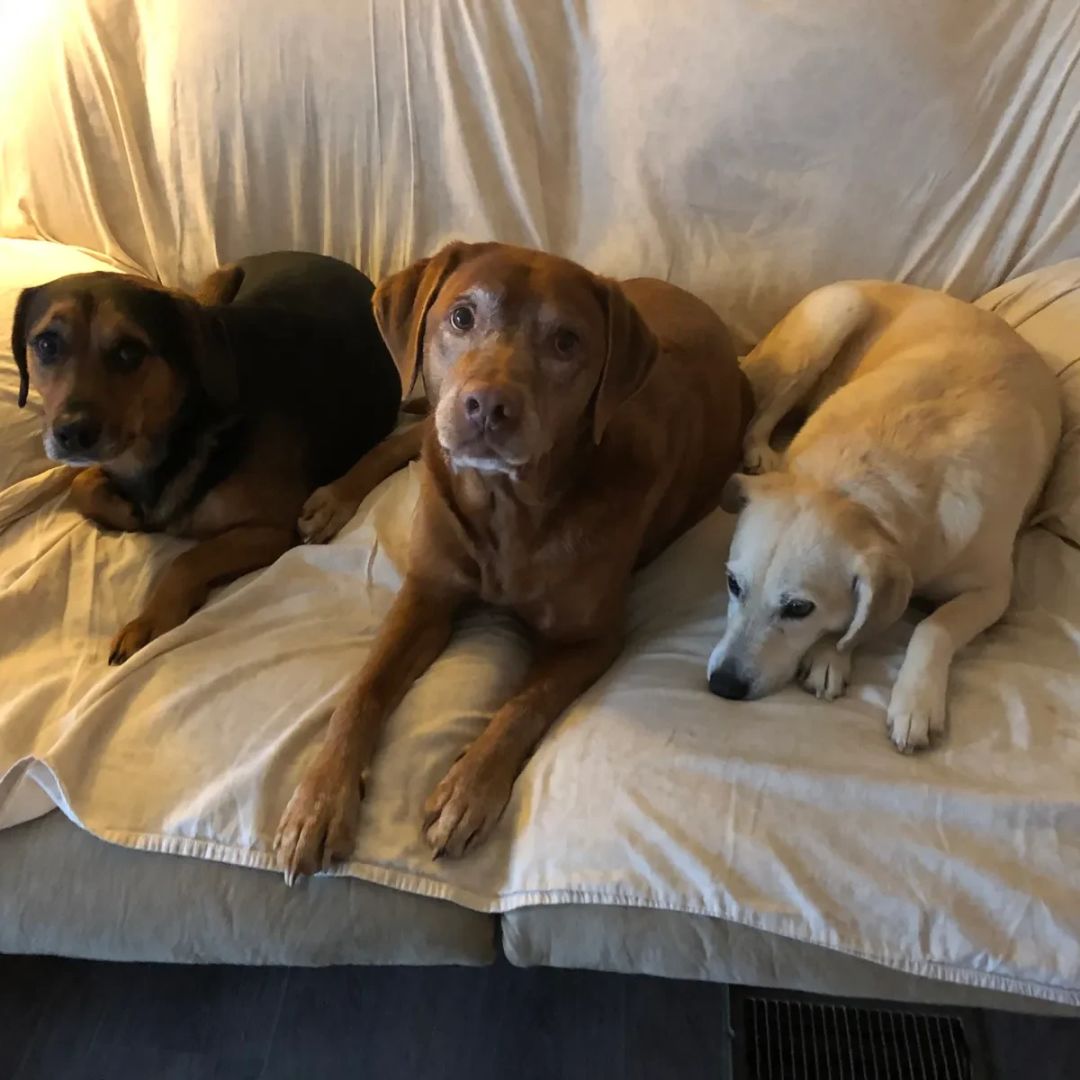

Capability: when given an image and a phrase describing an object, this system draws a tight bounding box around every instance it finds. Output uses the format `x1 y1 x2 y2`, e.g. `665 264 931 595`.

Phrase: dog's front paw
108 606 185 665
274 761 363 885
72 468 142 532
742 441 782 476
422 750 514 859
797 639 851 701
298 484 359 544
885 677 947 754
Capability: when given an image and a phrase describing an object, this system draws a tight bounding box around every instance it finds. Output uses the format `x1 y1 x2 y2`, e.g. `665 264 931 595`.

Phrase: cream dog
707 281 1060 752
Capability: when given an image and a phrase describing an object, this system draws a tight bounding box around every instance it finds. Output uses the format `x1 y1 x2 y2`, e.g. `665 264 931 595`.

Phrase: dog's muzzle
49 410 104 461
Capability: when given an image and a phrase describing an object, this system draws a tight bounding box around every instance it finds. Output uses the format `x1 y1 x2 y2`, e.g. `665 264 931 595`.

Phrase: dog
706 280 1061 752
274 240 752 880
11 251 402 663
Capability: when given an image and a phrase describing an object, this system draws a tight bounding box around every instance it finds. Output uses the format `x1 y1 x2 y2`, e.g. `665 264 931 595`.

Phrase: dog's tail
744 283 870 419
739 283 874 473
745 283 872 401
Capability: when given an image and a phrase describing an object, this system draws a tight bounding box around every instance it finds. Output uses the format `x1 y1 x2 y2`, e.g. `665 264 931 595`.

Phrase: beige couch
2 1 1079 1015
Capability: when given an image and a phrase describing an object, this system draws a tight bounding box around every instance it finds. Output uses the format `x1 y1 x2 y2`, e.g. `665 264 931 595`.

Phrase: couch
1 0 1079 1015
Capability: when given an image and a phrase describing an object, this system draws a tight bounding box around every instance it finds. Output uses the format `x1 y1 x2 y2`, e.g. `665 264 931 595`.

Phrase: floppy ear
196 312 238 410
591 280 660 444
193 263 245 306
172 295 238 411
11 286 41 408
837 548 913 652
720 473 756 514
373 242 480 401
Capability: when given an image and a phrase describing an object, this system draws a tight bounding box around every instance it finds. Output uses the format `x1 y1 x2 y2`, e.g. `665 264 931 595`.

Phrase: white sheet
3 0 1080 1006
2 240 1079 1005
3 1 1080 345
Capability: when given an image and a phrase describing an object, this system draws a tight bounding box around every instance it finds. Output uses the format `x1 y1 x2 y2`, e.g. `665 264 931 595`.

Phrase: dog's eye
449 305 475 332
726 570 742 600
780 598 816 620
111 340 147 372
34 331 62 363
554 328 578 355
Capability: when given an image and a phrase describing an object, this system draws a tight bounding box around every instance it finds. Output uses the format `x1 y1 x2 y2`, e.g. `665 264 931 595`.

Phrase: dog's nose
53 413 103 456
463 387 515 433
708 665 750 700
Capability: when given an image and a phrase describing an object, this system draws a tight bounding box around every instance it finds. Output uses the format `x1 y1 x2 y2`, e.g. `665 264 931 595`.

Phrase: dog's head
11 272 233 470
706 472 912 700
372 241 658 476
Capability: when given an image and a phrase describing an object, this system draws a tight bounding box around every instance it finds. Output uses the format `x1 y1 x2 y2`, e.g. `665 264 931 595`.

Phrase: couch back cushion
3 0 1080 344
978 260 1080 547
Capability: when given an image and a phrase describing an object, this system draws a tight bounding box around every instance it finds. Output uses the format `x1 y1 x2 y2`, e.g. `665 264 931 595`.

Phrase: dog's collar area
105 395 246 527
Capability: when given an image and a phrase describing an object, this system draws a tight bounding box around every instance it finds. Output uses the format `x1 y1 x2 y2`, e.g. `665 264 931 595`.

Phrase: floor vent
729 988 988 1080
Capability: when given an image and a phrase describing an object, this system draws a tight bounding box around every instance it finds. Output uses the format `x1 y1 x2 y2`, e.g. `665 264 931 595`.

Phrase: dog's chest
457 483 584 629
110 418 247 533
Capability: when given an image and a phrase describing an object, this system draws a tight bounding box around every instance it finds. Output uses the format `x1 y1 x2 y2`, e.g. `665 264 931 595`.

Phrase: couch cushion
501 905 1079 1017
1 811 495 966
977 259 1080 547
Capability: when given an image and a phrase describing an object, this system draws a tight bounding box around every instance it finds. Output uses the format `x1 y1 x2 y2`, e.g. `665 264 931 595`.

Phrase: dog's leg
886 580 1011 753
741 348 839 474
275 579 458 883
298 418 429 544
71 467 143 532
422 632 622 858
742 284 870 473
108 524 294 664
797 636 852 701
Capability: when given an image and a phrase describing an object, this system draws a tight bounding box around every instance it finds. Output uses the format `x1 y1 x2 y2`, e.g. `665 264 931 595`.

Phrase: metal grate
730 988 988 1080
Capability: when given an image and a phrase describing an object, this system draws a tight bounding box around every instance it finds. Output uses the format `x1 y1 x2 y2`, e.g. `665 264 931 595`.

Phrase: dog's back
215 252 401 486
791 286 1059 488
753 281 1061 583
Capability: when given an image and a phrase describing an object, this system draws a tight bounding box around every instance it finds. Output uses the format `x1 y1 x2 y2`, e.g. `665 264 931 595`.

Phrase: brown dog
11 252 402 663
275 241 751 880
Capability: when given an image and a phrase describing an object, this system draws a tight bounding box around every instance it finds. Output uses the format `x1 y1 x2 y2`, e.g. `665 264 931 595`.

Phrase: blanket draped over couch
1 1 1079 1006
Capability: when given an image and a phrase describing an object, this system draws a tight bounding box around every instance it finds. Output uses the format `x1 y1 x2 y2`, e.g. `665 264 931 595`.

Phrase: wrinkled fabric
2 0 1080 1006
2 1 1080 344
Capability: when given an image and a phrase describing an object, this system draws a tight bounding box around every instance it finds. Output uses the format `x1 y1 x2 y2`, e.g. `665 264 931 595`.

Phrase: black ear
145 289 237 412
186 302 238 411
193 263 245 306
164 274 241 408
11 286 41 408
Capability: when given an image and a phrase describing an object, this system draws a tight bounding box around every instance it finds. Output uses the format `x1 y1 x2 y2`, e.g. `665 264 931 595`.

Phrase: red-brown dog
275 241 751 881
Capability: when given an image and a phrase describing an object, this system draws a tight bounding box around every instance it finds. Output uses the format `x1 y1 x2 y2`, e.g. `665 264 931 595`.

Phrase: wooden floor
1 954 1077 1079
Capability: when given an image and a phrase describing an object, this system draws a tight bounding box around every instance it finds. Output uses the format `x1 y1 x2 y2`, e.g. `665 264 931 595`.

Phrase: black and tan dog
11 251 402 664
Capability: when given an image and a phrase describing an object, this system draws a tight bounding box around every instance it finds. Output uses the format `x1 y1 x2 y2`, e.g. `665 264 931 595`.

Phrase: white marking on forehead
537 300 566 325
460 283 503 307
